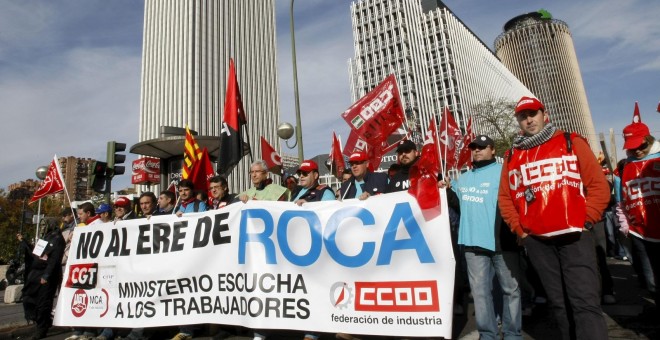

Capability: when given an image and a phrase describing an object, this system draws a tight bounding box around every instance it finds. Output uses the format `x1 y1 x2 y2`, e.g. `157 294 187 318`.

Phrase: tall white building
136 0 281 192
495 11 599 152
349 0 533 136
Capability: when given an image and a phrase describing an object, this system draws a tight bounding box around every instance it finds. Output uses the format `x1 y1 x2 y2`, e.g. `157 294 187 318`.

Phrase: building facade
495 10 599 151
138 0 281 192
348 0 533 138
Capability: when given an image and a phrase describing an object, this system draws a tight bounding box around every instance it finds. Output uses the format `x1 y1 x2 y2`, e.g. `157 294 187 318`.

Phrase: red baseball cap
297 160 318 172
622 122 650 150
515 96 545 114
348 151 369 163
114 197 131 207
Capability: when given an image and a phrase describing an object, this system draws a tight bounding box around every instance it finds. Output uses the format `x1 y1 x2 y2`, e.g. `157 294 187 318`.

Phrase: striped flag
182 125 203 180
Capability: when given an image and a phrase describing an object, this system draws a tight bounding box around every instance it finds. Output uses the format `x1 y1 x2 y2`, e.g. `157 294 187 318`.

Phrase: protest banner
54 191 455 338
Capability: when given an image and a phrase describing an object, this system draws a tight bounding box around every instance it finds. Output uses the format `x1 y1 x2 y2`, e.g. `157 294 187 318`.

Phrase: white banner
54 191 455 338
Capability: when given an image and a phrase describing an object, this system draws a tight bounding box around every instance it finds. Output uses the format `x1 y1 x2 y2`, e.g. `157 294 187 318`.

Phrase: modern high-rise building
58 156 95 201
135 0 281 192
495 10 599 152
348 0 533 138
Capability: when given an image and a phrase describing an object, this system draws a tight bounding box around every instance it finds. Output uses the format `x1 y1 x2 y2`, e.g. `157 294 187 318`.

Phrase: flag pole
35 199 42 243
55 155 78 225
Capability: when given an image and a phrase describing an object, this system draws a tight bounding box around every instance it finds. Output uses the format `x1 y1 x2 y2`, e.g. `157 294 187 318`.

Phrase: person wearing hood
614 121 659 307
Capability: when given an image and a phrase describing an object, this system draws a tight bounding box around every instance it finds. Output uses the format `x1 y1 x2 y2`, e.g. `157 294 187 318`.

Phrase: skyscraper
495 10 599 151
349 0 533 137
137 0 281 192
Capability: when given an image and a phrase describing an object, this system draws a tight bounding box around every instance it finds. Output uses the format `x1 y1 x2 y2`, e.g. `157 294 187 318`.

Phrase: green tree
471 98 519 157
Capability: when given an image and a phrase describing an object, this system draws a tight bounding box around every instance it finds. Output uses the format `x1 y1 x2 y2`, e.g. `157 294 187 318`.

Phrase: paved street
0 258 657 340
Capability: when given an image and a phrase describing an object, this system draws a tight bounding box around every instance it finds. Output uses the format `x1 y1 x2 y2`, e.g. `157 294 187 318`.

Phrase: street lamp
288 0 304 163
34 165 48 241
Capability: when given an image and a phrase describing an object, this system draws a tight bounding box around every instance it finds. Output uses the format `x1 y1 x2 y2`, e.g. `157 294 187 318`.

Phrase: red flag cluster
30 156 65 204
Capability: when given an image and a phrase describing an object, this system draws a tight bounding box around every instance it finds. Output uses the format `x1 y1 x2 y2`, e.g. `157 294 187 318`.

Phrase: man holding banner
339 151 388 200
238 160 290 202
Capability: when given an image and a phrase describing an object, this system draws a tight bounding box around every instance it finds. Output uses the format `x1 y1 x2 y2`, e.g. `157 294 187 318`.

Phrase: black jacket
339 172 389 199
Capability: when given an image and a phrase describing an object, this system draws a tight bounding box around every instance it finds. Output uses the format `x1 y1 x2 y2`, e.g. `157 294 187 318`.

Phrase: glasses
632 142 649 152
297 171 311 177
250 170 266 174
349 161 366 166
469 145 488 151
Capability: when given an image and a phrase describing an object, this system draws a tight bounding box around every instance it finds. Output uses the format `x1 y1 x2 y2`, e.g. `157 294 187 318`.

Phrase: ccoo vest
506 133 586 237
620 155 660 242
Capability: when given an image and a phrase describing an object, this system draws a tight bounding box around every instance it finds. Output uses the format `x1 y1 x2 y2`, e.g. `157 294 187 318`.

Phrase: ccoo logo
329 282 353 309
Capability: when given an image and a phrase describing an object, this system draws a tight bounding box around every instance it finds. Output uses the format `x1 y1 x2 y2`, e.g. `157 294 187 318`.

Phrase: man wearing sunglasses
451 135 522 339
292 160 335 206
614 121 659 307
498 96 610 340
386 139 419 193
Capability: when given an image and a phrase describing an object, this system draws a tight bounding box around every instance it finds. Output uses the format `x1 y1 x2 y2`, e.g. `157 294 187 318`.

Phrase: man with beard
386 140 419 193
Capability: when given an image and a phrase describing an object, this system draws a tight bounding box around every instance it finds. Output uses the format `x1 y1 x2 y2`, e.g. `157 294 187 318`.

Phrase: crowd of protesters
15 96 658 340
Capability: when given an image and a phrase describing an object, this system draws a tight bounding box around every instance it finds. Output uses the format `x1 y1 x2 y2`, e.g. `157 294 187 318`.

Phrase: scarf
513 123 557 150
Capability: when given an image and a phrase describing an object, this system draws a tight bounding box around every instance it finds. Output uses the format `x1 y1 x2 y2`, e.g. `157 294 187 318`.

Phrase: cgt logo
66 263 98 289
355 280 439 312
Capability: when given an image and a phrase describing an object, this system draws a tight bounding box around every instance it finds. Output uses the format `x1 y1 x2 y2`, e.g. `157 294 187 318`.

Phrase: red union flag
456 117 474 170
30 155 65 204
438 107 462 170
341 74 405 149
260 136 282 174
190 147 216 192
328 132 346 179
409 118 441 219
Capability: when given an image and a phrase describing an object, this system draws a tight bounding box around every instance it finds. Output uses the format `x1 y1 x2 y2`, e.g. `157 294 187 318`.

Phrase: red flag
219 58 251 176
341 74 405 169
328 132 346 179
342 129 403 170
408 118 441 219
30 155 65 204
456 117 475 170
260 137 282 174
190 147 216 198
632 102 642 123
438 107 463 171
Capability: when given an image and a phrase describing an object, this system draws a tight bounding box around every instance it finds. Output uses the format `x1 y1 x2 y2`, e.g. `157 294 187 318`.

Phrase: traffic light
107 141 127 177
90 161 107 192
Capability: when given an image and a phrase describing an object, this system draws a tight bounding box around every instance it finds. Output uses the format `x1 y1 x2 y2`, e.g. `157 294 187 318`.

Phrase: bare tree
470 98 519 157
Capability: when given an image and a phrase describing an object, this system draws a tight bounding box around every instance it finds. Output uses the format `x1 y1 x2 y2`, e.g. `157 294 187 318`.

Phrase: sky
1 0 658 191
